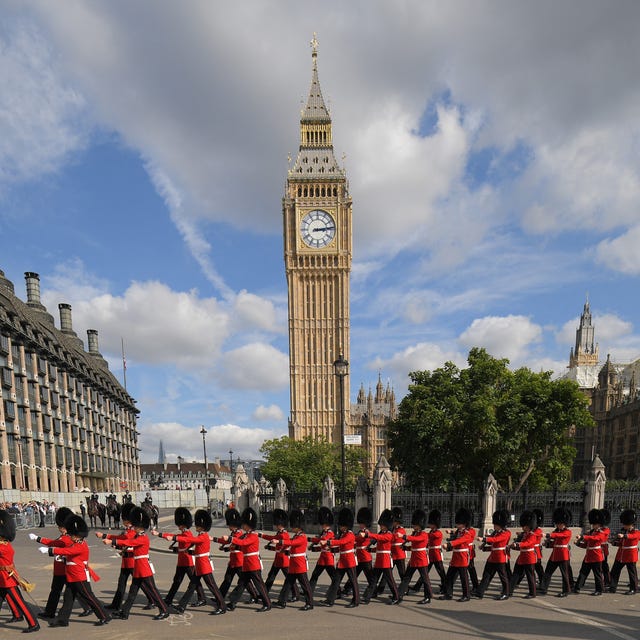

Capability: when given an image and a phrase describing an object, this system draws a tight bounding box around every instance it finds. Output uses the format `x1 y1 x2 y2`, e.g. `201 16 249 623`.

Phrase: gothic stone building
0 270 140 492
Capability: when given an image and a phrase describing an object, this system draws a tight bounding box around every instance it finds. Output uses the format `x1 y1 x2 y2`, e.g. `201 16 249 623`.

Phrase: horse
106 497 121 529
86 498 106 529
141 501 159 529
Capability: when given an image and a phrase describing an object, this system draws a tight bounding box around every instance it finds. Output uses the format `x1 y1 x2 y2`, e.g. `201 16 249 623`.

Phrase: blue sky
2 1 640 464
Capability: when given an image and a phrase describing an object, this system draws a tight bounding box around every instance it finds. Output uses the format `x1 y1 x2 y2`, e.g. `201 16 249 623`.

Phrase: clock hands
310 226 335 233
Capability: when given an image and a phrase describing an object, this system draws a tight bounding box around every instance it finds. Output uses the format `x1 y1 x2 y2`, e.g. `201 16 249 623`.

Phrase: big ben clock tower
284 35 352 443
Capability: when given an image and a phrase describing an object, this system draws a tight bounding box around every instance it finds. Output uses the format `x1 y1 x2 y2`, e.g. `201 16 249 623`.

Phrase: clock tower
284 35 352 443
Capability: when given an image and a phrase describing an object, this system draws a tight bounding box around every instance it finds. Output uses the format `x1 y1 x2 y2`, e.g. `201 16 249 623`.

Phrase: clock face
300 209 336 248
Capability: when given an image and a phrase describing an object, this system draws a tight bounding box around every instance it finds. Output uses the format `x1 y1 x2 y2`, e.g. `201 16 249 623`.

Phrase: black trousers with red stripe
265 564 299 599
398 565 432 599
326 566 360 605
229 570 271 608
120 575 167 616
277 571 313 606
165 565 206 605
178 572 225 611
219 565 259 598
0 585 38 629
57 580 108 623
363 567 399 602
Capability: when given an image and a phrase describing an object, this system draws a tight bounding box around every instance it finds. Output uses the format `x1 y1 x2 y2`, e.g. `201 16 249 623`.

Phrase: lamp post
229 449 233 473
200 426 209 508
177 456 184 506
333 353 349 506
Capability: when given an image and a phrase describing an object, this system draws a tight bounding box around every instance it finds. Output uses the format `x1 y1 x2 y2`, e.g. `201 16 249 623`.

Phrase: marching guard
397 509 433 604
573 508 607 596
440 508 475 602
361 509 400 604
258 509 299 601
308 507 336 594
509 510 538 599
608 509 640 594
476 510 511 600
539 507 573 597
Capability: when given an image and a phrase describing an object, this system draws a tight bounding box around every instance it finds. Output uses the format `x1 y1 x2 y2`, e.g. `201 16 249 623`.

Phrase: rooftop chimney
0 269 15 295
58 303 75 334
24 272 54 324
87 329 100 355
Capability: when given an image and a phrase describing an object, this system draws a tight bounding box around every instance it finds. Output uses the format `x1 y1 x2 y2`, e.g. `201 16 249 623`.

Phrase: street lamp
177 456 184 506
333 353 349 506
200 426 210 508
229 449 233 473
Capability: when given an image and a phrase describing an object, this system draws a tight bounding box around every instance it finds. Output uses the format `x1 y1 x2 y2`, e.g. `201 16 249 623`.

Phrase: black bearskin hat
620 509 636 526
318 506 334 526
55 506 73 528
411 509 427 529
552 507 572 526
289 509 304 529
601 508 611 526
378 509 393 530
195 509 212 532
0 509 16 542
428 509 441 527
519 510 536 529
532 509 544 529
588 508 604 525
121 501 135 522
357 507 373 528
273 509 288 528
129 507 150 530
391 506 403 524
455 508 472 527
492 510 509 528
225 508 241 527
64 514 89 538
241 507 258 529
338 507 354 529
174 507 193 528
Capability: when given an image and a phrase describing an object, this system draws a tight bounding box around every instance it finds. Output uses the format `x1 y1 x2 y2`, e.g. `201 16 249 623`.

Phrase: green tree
388 347 594 491
259 436 366 492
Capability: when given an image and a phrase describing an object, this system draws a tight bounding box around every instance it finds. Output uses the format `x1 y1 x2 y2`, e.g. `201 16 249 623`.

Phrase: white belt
66 561 79 566
622 546 638 550
428 545 441 550
520 548 536 552
245 552 260 557
392 543 403 546
339 549 355 555
412 547 427 552
491 547 507 551
589 546 602 550
453 549 469 553
194 553 210 558
134 554 149 559
376 550 391 554
290 553 307 558
555 545 569 548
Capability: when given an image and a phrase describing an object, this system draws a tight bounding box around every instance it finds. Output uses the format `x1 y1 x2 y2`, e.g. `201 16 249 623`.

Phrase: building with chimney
0 269 140 492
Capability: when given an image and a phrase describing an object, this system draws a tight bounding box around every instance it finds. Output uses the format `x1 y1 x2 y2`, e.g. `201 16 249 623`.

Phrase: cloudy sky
2 1 639 464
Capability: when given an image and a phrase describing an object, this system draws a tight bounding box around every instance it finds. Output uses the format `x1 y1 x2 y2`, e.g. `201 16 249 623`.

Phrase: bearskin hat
552 507 572 526
289 509 304 529
391 506 403 524
195 509 212 532
129 506 150 530
318 506 334 526
455 508 472 527
532 509 544 529
174 507 193 528
428 509 441 527
601 508 611 526
273 509 288 528
0 509 16 542
519 510 536 529
588 508 604 525
225 508 241 527
357 507 373 528
55 506 73 528
241 507 258 529
620 509 636 526
338 507 354 529
64 514 89 538
411 509 427 529
378 508 394 530
492 509 510 528
121 501 136 522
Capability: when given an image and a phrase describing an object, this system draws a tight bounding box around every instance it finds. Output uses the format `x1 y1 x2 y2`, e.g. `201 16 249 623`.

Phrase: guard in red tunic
259 509 298 601
600 508 612 588
476 510 511 600
539 507 573 597
343 507 375 598
439 508 475 602
225 508 271 612
411 508 446 594
154 507 206 607
397 509 432 604
273 509 313 610
531 508 545 587
106 507 168 620
42 514 110 627
0 508 39 633
376 506 406 595
30 506 89 619
608 509 640 594
164 509 226 615
308 506 336 594
509 510 538 598
321 507 359 607
361 509 400 604
573 508 607 595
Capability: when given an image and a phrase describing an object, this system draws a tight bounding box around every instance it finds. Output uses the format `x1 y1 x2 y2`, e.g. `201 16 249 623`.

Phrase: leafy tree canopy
388 348 594 491
259 436 366 492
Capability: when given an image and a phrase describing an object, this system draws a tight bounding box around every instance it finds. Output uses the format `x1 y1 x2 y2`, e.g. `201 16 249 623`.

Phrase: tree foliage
388 348 594 491
259 436 366 492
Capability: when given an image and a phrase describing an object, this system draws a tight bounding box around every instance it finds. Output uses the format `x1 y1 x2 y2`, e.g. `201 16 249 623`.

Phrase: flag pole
121 337 127 391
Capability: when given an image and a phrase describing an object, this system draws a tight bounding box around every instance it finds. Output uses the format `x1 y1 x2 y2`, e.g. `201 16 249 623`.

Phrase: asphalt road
4 511 638 640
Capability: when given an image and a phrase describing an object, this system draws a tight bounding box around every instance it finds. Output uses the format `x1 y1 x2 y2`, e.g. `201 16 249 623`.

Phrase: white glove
38 546 49 554
29 533 38 541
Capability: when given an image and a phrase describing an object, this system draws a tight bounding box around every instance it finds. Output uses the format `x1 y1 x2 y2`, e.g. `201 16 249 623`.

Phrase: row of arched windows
296 185 338 198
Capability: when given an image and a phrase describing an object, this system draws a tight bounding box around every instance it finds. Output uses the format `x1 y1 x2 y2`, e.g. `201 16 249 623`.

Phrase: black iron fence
391 489 482 528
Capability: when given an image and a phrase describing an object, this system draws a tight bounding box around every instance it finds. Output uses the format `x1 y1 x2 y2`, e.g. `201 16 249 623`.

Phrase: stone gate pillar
372 456 393 532
583 454 606 530
322 475 336 509
482 473 498 535
233 464 249 511
355 476 369 515
274 477 288 511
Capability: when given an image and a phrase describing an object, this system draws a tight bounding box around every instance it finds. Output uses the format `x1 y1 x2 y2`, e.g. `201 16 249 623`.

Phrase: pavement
3 511 639 640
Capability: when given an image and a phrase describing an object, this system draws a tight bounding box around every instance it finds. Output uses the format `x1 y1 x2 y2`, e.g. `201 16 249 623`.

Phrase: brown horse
86 497 106 528
106 497 121 529
141 501 159 529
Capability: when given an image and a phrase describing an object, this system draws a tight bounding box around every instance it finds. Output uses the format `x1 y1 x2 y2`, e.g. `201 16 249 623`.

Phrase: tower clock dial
300 209 336 248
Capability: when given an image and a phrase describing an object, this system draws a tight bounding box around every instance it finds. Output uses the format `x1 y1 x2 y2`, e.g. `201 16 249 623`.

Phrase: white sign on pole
344 435 362 445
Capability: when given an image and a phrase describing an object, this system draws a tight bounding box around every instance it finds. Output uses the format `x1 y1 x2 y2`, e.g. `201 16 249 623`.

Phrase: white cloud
251 404 284 422
458 315 542 363
218 342 289 391
232 290 283 335
595 226 640 275
556 313 633 348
